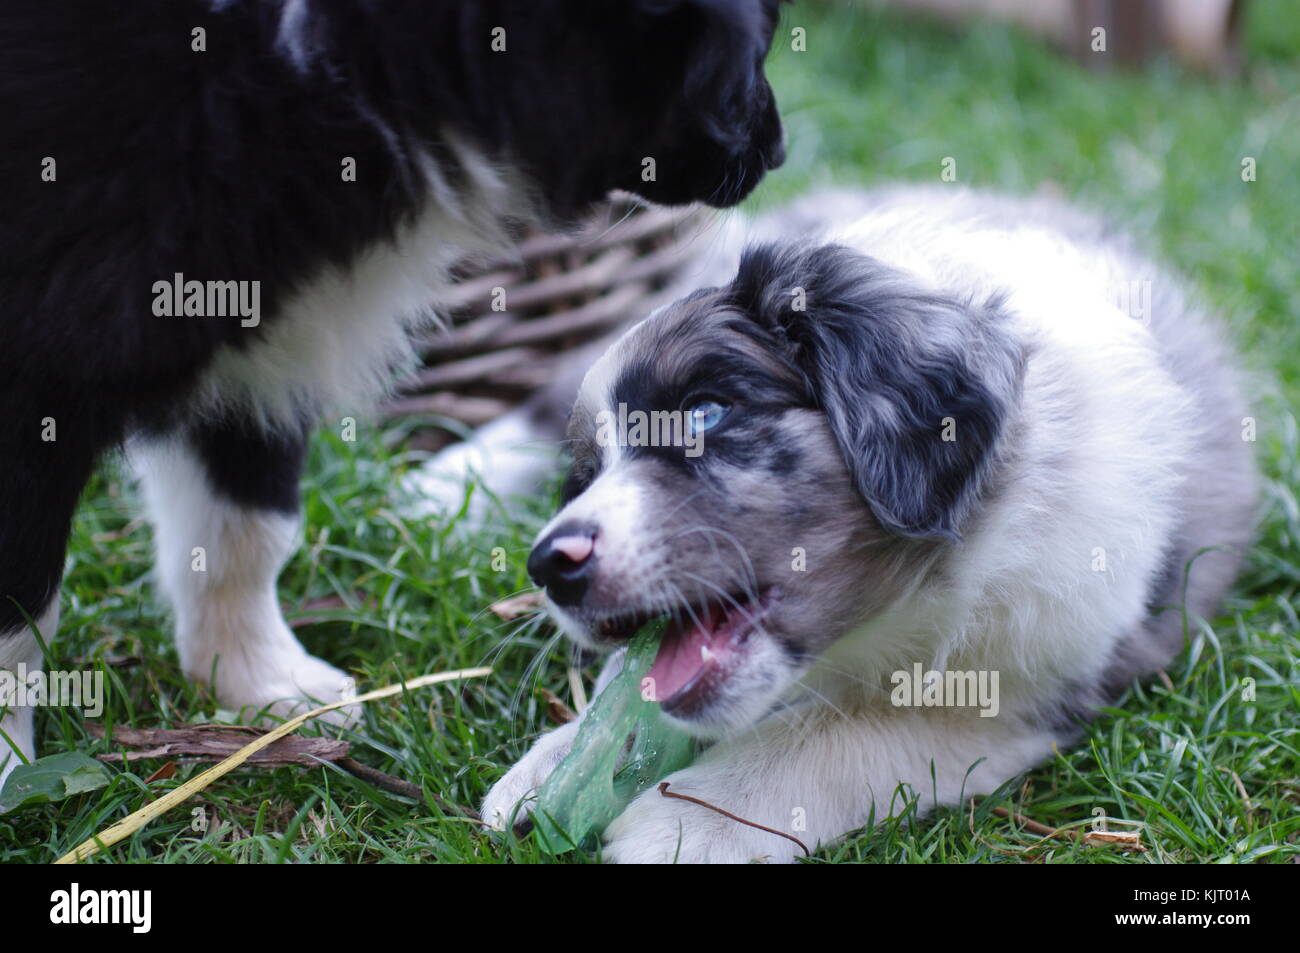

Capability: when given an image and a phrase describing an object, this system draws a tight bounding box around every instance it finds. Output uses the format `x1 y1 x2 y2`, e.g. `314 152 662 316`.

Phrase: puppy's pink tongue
646 606 730 703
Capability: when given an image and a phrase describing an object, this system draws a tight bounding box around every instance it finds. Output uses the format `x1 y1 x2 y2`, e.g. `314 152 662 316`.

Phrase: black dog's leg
132 417 357 725
0 401 100 784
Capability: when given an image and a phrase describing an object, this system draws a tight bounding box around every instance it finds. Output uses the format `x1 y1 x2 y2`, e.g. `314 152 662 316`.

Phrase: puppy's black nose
528 522 598 607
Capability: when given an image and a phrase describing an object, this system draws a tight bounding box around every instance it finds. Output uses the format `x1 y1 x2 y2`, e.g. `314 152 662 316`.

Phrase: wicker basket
382 197 713 451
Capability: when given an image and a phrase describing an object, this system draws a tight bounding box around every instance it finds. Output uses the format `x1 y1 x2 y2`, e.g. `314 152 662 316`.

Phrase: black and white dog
0 0 785 783
481 187 1257 862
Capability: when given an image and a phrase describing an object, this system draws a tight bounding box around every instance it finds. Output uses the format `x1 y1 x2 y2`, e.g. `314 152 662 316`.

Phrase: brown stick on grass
658 782 810 857
986 803 1145 852
335 757 482 823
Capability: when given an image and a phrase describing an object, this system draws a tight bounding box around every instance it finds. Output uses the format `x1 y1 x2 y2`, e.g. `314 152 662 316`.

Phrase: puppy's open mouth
647 589 775 715
574 589 778 718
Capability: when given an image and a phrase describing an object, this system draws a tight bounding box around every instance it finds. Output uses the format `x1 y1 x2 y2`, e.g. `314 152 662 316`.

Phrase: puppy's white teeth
700 644 716 663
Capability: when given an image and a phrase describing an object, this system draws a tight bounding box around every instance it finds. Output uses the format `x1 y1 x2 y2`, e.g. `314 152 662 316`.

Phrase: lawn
4 0 1298 863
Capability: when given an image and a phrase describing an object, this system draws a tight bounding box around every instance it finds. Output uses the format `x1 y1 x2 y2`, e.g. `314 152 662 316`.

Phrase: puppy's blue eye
687 400 729 434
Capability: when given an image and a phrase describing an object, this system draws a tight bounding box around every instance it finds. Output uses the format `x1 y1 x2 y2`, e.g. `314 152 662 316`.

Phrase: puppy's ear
732 244 1025 541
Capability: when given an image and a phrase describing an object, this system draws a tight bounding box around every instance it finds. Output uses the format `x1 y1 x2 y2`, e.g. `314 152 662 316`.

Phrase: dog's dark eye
686 400 730 435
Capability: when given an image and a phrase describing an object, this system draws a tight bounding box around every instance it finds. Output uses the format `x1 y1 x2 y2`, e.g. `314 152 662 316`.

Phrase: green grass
4 0 1298 863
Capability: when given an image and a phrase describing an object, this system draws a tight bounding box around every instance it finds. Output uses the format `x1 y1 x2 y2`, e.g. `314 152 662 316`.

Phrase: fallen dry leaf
88 722 350 767
489 590 546 621
1082 829 1146 852
541 688 577 725
143 762 178 783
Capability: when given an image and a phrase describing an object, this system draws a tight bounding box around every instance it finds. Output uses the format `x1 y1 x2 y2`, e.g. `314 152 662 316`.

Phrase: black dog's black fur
0 0 784 632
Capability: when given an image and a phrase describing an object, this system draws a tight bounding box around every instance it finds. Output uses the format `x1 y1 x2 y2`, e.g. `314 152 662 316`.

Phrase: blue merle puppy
480 187 1257 862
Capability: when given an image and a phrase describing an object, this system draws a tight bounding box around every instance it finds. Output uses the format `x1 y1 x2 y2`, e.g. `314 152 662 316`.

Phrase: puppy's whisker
508 630 566 725
785 681 855 727
466 608 547 665
583 200 643 248
799 658 901 701
653 486 712 526
679 570 764 629
663 578 709 635
665 525 761 600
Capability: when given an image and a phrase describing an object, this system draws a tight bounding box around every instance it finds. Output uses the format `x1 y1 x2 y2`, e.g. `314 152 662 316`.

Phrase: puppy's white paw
187 630 359 728
481 720 581 830
603 765 805 864
399 411 559 529
399 459 486 523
